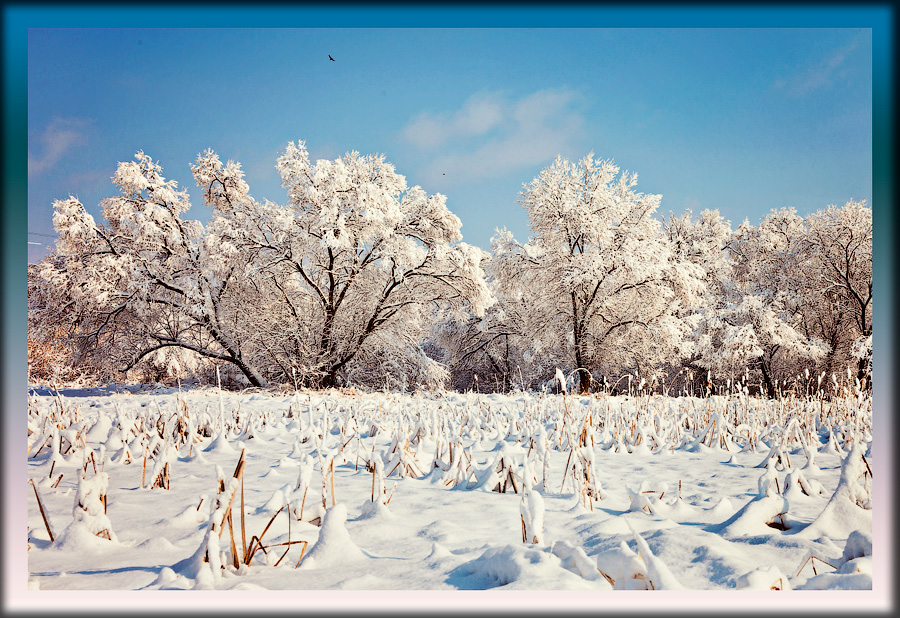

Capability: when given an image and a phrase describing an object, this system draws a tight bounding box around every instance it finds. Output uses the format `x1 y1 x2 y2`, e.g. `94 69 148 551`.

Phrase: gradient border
4 3 894 614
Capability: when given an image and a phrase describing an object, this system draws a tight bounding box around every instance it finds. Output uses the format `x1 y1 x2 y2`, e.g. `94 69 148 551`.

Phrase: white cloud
773 36 863 97
28 117 91 178
402 91 505 149
400 88 586 184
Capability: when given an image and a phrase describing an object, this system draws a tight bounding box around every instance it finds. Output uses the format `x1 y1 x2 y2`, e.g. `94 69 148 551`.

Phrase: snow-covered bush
56 470 116 545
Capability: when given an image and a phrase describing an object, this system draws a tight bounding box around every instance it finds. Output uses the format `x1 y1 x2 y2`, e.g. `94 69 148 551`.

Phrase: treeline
28 143 872 397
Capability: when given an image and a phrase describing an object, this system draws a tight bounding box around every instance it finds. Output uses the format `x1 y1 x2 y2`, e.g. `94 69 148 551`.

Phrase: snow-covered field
26 384 873 594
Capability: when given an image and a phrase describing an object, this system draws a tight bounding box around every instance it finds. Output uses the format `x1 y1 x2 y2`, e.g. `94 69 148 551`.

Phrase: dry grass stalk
795 554 837 578
150 462 170 490
245 505 285 565
233 448 246 479
559 448 574 493
246 534 267 561
51 474 63 489
766 511 789 531
281 503 292 563
296 485 309 521
329 459 336 506
82 450 98 479
294 541 310 568
30 479 54 543
861 453 873 478
226 510 239 569
31 437 46 459
240 476 247 560
274 540 307 567
209 448 248 569
216 450 246 541
597 568 615 587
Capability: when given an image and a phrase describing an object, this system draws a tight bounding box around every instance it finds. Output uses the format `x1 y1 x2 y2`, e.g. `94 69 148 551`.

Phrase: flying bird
329 54 335 61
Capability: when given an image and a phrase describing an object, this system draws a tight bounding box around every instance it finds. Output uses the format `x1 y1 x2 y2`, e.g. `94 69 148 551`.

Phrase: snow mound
841 529 872 563
203 431 234 453
795 445 872 541
595 540 647 590
426 542 453 565
550 540 611 586
628 522 685 590
796 568 872 590
735 565 791 590
137 536 179 552
52 520 120 553
299 503 366 569
171 501 208 526
449 544 597 590
85 414 113 442
358 499 394 520
798 530 874 590
715 494 791 537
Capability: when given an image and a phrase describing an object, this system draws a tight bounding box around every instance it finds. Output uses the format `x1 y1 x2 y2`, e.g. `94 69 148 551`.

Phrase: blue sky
27 25 872 262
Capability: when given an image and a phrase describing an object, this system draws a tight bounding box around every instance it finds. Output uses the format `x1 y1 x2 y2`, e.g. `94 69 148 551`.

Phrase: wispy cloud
28 117 92 178
400 89 586 185
402 92 505 150
773 35 864 97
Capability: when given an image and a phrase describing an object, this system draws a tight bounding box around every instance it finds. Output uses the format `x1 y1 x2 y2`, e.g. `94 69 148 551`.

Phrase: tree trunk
759 362 776 399
321 368 339 390
575 368 591 395
856 356 869 389
201 318 267 388
503 335 511 393
230 355 266 389
574 347 591 394
571 292 591 394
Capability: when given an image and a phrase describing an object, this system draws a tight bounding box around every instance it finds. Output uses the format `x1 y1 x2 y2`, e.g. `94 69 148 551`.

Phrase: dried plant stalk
330 459 336 506
240 476 247 560
227 510 239 569
597 568 615 587
294 541 310 568
245 505 285 565
30 479 54 543
274 540 307 567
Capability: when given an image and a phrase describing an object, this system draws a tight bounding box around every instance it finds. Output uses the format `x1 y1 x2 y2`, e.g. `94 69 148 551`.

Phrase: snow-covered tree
490 153 704 393
662 208 734 389
695 209 828 396
38 151 268 387
28 259 94 384
801 200 872 384
432 244 556 393
209 141 492 388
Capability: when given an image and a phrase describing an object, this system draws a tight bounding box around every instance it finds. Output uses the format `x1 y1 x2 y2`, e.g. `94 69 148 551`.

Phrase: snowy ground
26 385 874 597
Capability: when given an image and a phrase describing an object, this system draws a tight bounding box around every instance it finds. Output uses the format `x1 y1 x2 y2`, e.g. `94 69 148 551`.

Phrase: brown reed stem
30 479 54 543
240 475 247 561
294 541 310 568
245 505 285 565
